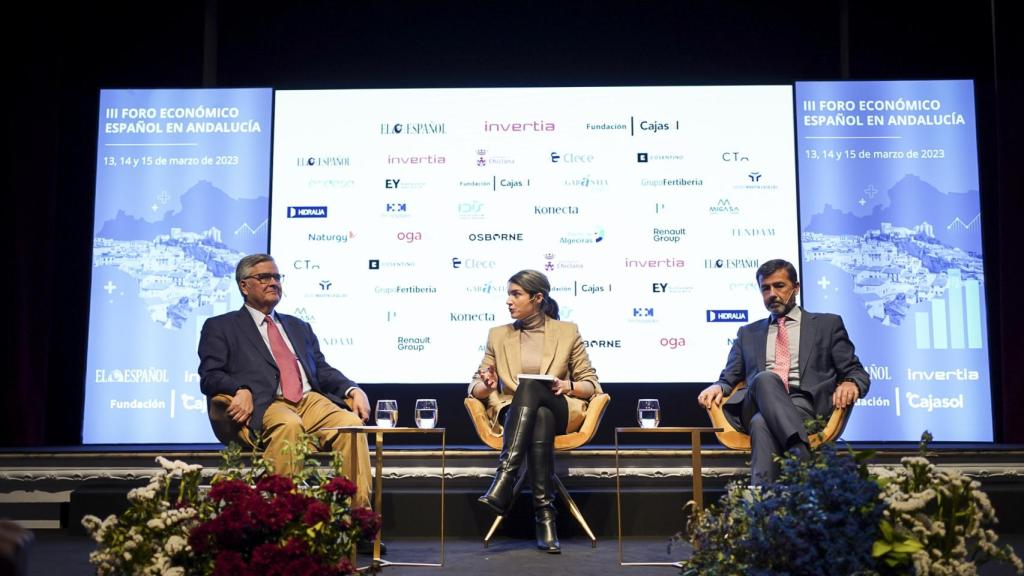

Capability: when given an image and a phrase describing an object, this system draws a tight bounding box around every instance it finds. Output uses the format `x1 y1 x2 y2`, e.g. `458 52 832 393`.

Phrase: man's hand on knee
227 388 254 425
348 388 371 422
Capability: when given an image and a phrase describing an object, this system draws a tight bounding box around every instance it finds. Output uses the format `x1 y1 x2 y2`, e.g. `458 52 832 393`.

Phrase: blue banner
83 88 272 443
795 80 991 441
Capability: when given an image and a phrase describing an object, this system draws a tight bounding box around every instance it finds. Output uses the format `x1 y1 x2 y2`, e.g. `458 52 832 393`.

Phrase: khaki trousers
245 392 371 508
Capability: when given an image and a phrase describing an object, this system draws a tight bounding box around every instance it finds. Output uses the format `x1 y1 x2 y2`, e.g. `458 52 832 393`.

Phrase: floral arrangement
680 432 1022 576
82 439 379 576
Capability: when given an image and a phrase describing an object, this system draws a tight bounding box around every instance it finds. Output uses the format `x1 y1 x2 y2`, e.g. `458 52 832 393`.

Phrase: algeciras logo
387 154 446 165
380 122 446 135
730 227 775 237
451 257 496 269
534 205 580 216
706 310 749 322
484 120 556 133
475 149 515 167
288 206 327 218
550 151 594 163
458 200 485 220
652 227 685 243
395 231 423 243
297 156 350 167
631 117 680 135
721 151 750 162
705 258 760 270
560 227 605 245
659 337 686 349
307 231 354 244
652 282 694 294
709 198 741 215
397 336 432 351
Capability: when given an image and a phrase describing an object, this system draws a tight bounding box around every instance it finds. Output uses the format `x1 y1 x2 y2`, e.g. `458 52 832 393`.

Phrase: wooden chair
207 393 354 447
704 381 852 450
464 393 610 547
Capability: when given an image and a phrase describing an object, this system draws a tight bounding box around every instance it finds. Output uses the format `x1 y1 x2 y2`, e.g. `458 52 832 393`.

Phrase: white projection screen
269 86 799 383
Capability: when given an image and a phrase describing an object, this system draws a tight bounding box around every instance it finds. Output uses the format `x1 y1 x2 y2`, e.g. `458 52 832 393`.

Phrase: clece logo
550 151 594 163
707 310 749 322
705 258 760 270
380 122 446 135
659 337 687 349
452 257 496 269
288 206 327 218
298 156 350 167
484 120 556 132
652 227 685 243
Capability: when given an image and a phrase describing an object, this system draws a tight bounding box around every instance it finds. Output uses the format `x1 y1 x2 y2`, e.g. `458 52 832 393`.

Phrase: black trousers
740 371 816 485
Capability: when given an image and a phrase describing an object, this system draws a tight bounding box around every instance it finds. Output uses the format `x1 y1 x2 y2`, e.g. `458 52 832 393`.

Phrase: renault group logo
707 310 749 322
288 206 327 218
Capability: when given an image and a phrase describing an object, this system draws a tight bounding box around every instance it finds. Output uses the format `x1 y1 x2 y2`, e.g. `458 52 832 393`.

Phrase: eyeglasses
243 273 284 284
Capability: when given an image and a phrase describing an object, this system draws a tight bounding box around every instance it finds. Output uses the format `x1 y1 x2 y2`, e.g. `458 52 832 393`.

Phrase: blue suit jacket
714 308 869 426
198 306 358 432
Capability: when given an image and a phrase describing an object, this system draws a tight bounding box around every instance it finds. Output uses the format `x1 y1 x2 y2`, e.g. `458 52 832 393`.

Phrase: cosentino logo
534 205 580 215
387 154 446 165
705 258 760 269
449 312 496 322
298 156 350 167
640 178 703 187
484 120 556 132
380 122 446 135
730 227 776 237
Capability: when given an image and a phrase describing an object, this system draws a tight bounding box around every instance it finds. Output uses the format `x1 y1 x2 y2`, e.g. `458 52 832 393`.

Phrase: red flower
208 479 256 504
351 507 381 541
212 550 247 575
303 500 331 525
257 474 296 496
322 476 357 499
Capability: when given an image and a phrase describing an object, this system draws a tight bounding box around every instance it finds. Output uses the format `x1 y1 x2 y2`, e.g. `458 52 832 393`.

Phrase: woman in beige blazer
469 270 601 553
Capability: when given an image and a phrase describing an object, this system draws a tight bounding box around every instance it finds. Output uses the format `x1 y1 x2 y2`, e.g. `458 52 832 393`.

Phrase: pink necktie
773 316 790 392
265 315 303 402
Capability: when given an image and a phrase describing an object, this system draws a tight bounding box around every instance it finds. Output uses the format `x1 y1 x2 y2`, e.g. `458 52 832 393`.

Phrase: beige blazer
473 318 601 435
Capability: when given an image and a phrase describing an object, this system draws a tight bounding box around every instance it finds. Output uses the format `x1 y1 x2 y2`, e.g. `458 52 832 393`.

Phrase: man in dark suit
198 253 373 507
697 259 869 485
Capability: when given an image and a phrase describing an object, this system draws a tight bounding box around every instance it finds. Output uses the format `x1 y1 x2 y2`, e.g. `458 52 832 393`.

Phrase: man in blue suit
697 259 869 485
198 253 373 506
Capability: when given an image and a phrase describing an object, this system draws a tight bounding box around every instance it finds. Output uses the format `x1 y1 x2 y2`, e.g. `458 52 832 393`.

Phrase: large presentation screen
83 88 273 443
795 80 991 441
269 86 799 384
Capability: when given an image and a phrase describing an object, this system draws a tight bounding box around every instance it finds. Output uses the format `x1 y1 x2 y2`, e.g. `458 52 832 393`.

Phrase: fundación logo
288 206 327 218
706 310 749 322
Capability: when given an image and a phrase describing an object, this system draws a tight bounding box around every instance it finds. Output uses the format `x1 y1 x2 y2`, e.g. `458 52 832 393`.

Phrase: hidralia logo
288 206 327 218
707 310 749 322
297 156 350 167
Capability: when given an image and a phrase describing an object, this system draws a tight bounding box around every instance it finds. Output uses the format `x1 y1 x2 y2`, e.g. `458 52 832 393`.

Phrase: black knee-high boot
478 406 534 515
529 412 560 553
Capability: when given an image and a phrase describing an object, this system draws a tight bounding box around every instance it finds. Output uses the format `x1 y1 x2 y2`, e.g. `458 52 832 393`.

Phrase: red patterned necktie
773 316 790 392
265 315 303 402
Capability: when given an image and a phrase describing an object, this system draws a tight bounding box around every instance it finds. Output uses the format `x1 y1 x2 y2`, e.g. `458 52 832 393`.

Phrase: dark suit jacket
715 308 869 427
198 306 358 432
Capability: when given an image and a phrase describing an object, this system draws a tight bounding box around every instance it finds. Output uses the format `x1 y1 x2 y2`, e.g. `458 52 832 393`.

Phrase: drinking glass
375 399 398 428
637 399 661 428
414 398 438 429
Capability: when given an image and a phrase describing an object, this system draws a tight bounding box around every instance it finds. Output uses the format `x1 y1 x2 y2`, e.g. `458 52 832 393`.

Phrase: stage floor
23 532 1024 575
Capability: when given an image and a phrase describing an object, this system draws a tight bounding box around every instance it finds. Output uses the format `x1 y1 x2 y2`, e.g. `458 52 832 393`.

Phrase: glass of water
414 398 438 429
375 399 398 428
637 398 661 428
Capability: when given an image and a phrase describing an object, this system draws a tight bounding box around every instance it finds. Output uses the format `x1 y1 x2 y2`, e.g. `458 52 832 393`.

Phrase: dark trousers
740 371 816 485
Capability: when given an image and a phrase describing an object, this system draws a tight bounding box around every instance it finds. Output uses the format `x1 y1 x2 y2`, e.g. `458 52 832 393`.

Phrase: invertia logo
625 257 685 269
297 156 350 167
484 120 556 132
387 154 446 165
380 122 446 135
288 206 327 218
